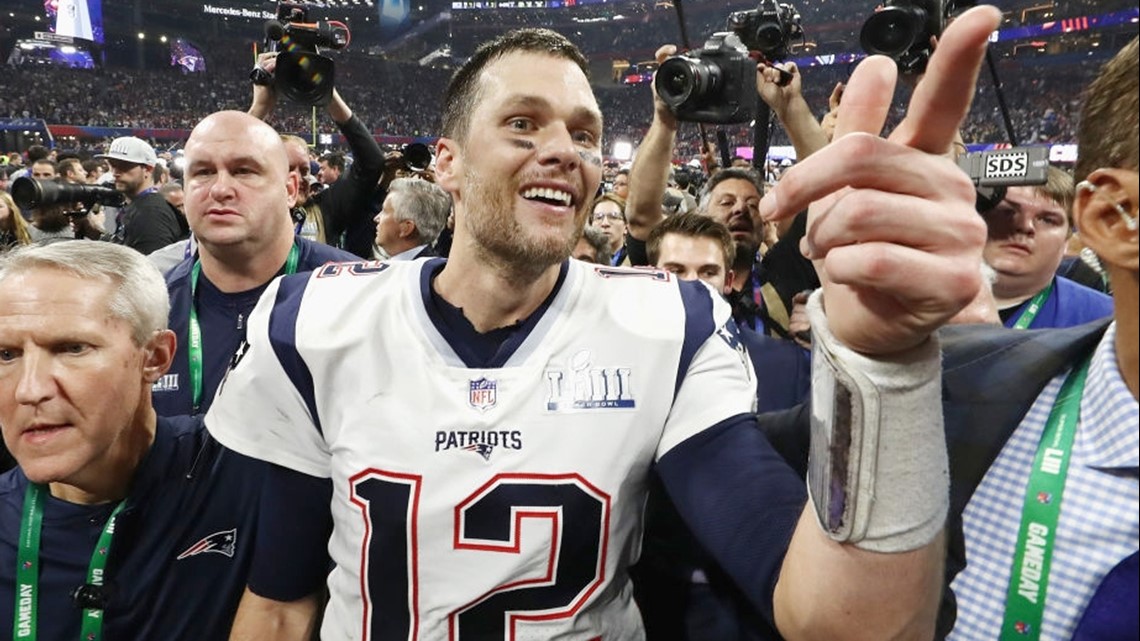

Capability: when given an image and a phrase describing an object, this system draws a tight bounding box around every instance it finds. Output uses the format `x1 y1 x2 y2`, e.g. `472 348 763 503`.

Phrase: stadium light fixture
612 140 633 162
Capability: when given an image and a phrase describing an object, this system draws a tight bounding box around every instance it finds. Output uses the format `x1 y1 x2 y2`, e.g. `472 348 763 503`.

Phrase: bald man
153 111 355 418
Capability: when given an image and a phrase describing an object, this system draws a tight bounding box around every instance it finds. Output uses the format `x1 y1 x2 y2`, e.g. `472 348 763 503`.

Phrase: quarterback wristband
805 291 948 553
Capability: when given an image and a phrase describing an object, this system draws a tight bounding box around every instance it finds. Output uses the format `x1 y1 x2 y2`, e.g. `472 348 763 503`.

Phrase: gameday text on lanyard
1000 355 1092 640
187 243 300 414
13 484 126 641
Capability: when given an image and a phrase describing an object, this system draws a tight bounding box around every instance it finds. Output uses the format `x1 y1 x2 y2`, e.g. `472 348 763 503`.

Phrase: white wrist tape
805 290 948 552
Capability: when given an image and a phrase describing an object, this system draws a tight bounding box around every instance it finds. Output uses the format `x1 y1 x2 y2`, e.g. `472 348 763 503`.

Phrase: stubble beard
461 165 585 284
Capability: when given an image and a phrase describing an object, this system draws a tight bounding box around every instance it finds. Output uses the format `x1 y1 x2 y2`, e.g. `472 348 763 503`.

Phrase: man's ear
398 219 417 240
722 268 736 296
284 168 300 209
1074 168 1138 273
142 329 177 384
434 138 461 194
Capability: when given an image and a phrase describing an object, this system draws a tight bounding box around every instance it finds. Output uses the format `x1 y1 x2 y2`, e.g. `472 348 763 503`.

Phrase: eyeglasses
592 212 624 223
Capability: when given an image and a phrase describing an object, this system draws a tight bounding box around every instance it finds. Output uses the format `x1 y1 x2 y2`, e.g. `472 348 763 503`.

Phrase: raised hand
758 5 1001 355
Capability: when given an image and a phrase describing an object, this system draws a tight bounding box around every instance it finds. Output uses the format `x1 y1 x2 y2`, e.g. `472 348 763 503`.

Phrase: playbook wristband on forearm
805 291 948 553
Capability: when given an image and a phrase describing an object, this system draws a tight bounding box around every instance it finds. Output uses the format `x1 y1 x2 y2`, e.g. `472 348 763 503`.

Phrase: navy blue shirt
0 416 266 640
154 237 356 417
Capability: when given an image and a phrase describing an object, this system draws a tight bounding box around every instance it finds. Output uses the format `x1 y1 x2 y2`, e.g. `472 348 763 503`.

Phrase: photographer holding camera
97 137 188 255
249 51 384 259
10 177 126 246
626 18 825 336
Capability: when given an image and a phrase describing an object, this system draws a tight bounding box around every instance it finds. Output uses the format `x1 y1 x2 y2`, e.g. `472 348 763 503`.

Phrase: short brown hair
591 192 626 221
646 212 735 272
1075 37 1138 183
441 28 590 143
1034 165 1075 228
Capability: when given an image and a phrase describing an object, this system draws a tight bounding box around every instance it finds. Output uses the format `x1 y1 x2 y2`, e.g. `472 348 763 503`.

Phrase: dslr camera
11 177 125 213
655 0 802 124
728 0 804 61
655 33 756 124
257 2 350 106
860 0 950 75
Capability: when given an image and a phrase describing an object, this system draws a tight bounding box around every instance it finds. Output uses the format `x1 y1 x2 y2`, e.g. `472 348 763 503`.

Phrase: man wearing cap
97 137 187 255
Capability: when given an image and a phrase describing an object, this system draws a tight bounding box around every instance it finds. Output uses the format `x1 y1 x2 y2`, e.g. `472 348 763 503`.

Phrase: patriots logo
230 339 251 370
176 529 237 560
1036 491 1052 504
1014 621 1032 635
464 443 495 461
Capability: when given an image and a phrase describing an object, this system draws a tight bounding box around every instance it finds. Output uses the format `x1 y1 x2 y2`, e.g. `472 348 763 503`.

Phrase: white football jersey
207 258 756 641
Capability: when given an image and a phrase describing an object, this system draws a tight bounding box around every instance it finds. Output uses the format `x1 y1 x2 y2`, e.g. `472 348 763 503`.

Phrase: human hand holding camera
249 52 280 120
756 61 803 116
650 44 680 130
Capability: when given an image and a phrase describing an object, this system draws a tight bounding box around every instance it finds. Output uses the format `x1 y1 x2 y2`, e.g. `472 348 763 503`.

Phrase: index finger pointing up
889 5 1003 154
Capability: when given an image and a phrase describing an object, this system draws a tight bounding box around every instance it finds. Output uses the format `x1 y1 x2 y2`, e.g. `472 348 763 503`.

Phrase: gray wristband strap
806 291 948 552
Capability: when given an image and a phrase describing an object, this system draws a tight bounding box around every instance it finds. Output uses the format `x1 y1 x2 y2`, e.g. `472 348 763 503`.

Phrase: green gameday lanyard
1011 281 1055 330
187 242 300 413
13 484 127 641
1000 355 1092 640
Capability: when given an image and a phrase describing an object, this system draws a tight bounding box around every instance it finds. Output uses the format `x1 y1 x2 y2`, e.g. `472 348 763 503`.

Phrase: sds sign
983 152 1028 179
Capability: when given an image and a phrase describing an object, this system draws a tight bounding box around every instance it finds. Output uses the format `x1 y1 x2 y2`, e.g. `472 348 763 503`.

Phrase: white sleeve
205 274 332 478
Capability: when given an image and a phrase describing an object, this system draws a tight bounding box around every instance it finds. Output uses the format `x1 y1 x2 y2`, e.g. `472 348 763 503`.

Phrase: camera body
262 2 349 106
728 0 803 61
957 145 1051 212
654 32 757 124
860 0 948 75
11 177 125 212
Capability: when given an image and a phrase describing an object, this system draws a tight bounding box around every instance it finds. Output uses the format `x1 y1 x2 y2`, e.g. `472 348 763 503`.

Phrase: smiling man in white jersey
208 14 1003 640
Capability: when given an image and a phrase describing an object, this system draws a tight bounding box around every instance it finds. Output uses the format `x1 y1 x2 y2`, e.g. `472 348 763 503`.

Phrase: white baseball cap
96 137 158 167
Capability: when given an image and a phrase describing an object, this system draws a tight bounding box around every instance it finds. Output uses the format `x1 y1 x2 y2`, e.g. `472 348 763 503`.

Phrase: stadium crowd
0 43 1108 159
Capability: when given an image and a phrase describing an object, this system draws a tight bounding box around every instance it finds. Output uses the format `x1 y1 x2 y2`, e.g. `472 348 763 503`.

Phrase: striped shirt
950 322 1139 640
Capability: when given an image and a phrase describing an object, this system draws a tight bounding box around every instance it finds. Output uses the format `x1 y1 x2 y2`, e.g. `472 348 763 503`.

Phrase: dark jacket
154 237 356 417
117 190 187 255
756 319 1125 639
312 115 385 258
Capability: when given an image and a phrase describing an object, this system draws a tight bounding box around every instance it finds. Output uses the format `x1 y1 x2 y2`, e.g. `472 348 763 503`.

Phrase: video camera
956 146 1050 212
258 2 350 107
11 177 125 212
860 0 950 75
655 0 803 124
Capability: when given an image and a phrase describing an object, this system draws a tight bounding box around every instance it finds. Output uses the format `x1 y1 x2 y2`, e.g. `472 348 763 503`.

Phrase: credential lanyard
1012 281 1054 330
187 242 300 414
1000 355 1092 640
13 484 126 641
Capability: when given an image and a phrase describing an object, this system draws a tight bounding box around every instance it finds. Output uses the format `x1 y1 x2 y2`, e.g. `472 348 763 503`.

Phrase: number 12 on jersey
350 470 612 640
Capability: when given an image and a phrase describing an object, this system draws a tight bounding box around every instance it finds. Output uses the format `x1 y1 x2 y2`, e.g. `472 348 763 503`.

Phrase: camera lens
402 143 433 172
860 6 924 56
751 22 785 54
655 57 719 109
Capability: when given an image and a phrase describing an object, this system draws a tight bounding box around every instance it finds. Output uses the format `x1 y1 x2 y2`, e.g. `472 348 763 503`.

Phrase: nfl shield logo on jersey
468 377 497 412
